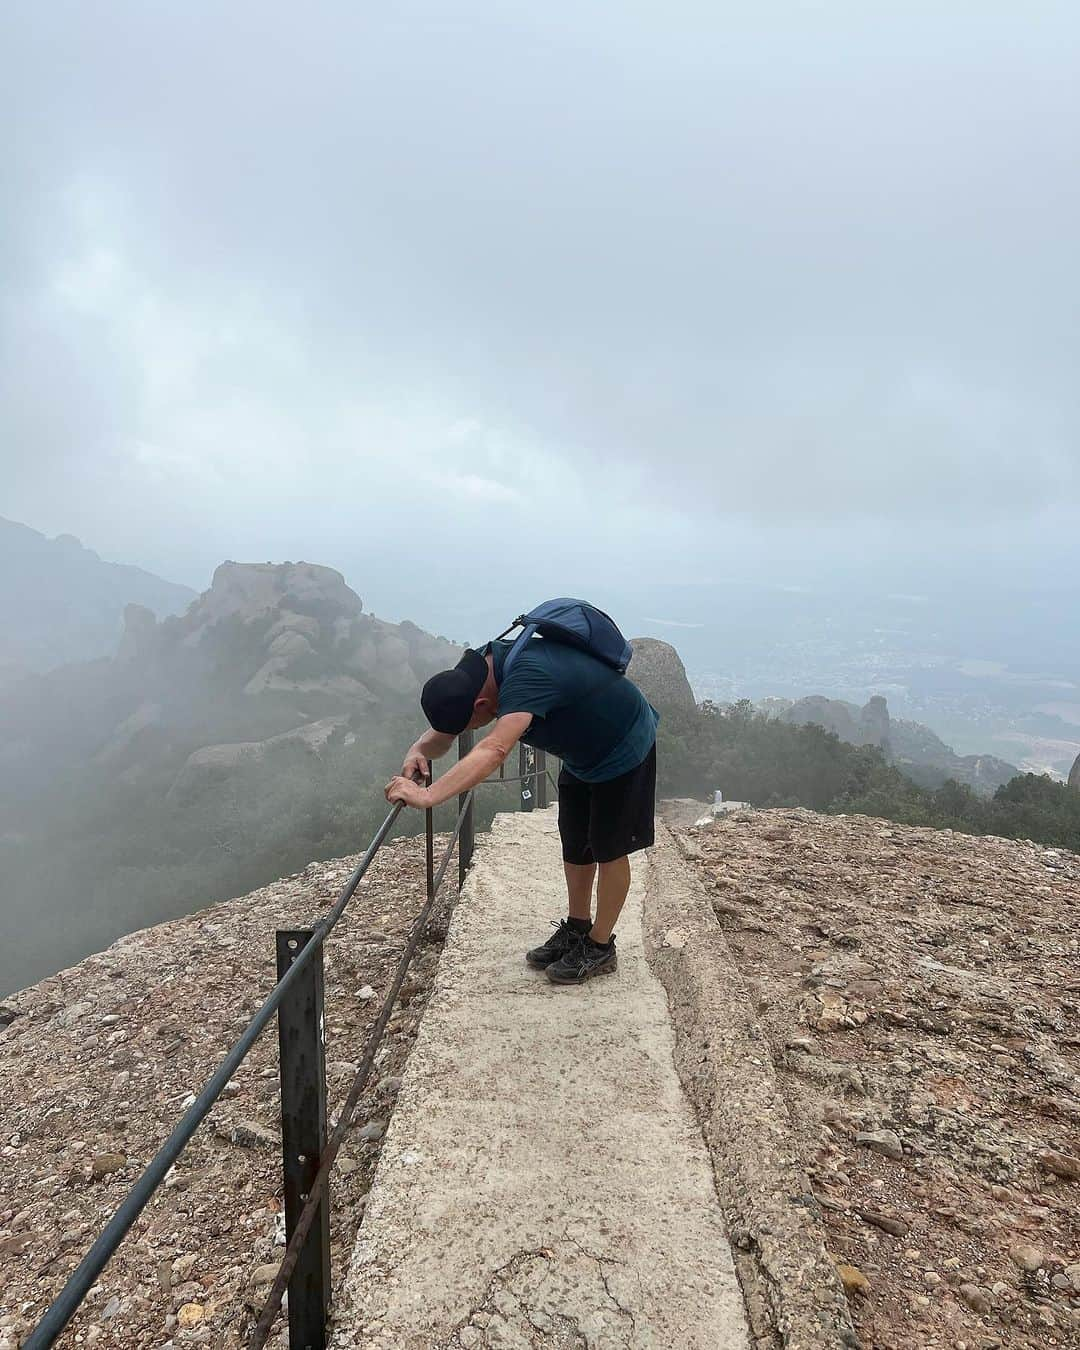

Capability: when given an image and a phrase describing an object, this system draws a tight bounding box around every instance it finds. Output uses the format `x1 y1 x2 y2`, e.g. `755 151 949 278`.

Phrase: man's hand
384 776 432 810
400 749 430 781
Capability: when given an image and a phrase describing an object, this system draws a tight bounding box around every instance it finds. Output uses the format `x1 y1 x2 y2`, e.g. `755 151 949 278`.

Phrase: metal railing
25 736 556 1350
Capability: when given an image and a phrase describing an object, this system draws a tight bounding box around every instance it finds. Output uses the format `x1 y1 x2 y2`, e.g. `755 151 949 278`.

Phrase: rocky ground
0 831 453 1349
677 807 1080 1350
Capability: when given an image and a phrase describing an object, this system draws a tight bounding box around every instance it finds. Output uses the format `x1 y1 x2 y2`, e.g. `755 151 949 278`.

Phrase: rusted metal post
276 930 330 1350
425 769 434 902
519 744 535 812
458 730 475 886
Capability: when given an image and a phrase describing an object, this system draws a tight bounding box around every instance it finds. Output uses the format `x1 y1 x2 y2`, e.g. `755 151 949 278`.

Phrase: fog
3 1 1080 612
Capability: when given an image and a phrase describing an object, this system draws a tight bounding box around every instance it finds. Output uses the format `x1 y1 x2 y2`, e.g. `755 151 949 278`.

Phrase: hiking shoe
545 933 617 984
525 919 588 969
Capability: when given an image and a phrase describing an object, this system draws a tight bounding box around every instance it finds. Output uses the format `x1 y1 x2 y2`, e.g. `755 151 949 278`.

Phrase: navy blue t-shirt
489 638 658 783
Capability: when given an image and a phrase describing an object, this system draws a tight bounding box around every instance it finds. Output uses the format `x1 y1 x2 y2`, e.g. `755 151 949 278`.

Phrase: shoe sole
546 956 618 985
525 953 558 968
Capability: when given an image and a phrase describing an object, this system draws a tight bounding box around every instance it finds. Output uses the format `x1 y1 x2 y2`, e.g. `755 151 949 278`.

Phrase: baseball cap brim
420 648 489 735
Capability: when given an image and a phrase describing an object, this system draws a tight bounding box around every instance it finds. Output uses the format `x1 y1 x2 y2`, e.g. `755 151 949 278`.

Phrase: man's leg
525 771 593 968
563 861 596 924
590 855 630 944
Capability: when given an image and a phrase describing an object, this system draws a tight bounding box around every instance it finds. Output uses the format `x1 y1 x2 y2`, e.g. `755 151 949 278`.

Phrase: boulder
627 638 696 715
1069 752 1080 791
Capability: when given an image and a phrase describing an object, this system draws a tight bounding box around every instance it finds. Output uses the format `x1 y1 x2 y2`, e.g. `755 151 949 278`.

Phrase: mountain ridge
0 516 196 677
0 558 464 995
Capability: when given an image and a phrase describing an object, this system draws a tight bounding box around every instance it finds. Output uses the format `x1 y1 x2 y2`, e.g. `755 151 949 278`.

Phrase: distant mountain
758 694 1018 795
0 516 196 676
0 559 463 996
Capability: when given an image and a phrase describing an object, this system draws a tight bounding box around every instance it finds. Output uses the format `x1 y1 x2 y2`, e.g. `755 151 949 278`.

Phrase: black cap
421 648 489 734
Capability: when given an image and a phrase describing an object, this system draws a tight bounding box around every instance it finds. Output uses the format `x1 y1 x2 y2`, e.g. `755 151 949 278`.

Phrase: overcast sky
3 1 1079 625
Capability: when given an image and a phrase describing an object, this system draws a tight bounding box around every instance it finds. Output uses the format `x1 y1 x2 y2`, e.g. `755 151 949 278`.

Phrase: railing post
519 744 535 812
535 749 548 808
276 930 330 1350
458 730 475 886
425 769 434 902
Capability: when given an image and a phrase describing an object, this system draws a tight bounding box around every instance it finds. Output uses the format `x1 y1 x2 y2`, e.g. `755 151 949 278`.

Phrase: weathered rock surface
673 804 1080 1350
166 716 352 802
627 636 697 714
0 833 453 1348
645 825 859 1350
1069 751 1080 791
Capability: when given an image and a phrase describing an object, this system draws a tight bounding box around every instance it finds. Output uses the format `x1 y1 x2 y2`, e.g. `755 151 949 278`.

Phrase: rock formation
0 559 465 994
763 694 1017 794
627 637 697 715
774 694 890 749
107 560 460 716
1070 751 1080 790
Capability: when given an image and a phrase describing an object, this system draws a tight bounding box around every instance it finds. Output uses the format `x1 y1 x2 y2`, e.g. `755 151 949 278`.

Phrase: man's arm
386 713 533 808
400 727 457 781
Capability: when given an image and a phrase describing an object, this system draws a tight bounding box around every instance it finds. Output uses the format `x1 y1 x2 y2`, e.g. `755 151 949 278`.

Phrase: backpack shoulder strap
501 623 538 680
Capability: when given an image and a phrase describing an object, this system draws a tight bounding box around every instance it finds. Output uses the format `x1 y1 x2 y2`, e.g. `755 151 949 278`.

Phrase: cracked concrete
332 808 750 1349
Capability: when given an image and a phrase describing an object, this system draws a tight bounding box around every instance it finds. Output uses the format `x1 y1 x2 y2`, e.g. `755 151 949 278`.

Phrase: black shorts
557 743 657 865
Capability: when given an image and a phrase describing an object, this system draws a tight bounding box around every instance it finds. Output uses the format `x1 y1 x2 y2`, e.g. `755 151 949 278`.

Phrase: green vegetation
5 674 1077 999
657 699 1080 851
0 710 516 997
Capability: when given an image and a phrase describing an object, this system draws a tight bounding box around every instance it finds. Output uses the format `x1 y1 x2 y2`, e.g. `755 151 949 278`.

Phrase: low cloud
3 0 1079 589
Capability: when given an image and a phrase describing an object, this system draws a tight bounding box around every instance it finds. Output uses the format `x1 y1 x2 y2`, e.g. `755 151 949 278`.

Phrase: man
384 629 658 985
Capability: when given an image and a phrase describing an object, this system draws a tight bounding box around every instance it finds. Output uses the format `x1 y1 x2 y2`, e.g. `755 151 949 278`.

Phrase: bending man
385 630 658 985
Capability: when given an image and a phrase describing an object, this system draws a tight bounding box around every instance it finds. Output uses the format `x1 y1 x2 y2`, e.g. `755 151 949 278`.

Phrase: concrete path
335 808 750 1349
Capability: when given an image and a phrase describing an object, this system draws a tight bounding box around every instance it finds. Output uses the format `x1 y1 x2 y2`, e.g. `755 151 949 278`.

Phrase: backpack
497 599 633 680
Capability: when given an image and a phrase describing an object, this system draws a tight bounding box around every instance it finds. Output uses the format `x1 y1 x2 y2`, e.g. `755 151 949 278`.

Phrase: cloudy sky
3 1 1079 629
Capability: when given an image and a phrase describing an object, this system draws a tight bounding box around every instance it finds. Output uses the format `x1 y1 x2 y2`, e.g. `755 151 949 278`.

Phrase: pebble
1038 1148 1080 1181
958 1284 992 1315
357 986 376 1001
857 1208 908 1237
358 1120 386 1142
855 1129 904 1161
1009 1244 1043 1272
836 1263 871 1297
177 1303 205 1329
221 1119 278 1149
90 1152 127 1179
